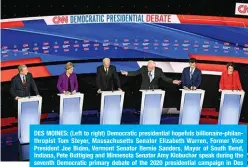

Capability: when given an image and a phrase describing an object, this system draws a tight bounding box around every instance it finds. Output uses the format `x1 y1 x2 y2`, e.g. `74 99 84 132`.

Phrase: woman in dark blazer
57 62 78 94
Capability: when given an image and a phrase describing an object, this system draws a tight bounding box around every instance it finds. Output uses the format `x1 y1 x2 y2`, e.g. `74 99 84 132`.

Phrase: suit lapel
25 74 29 83
187 68 191 79
189 68 194 79
145 68 150 82
191 68 197 79
17 74 23 86
154 68 157 79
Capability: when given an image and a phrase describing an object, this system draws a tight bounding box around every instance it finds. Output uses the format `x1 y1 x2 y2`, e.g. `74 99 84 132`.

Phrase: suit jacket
96 65 121 91
219 70 243 90
181 67 202 88
128 66 173 90
57 72 78 93
10 73 39 98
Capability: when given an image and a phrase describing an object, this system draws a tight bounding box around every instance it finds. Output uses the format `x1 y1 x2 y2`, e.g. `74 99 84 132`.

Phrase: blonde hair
65 62 74 70
18 65 27 73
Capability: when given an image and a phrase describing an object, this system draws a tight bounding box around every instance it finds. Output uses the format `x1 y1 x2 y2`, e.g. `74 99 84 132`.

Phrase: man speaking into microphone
96 58 122 93
181 58 202 90
121 60 181 89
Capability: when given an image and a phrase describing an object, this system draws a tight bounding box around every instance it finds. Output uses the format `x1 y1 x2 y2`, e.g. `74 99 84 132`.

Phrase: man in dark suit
10 65 39 100
121 60 181 89
96 58 121 93
181 58 202 90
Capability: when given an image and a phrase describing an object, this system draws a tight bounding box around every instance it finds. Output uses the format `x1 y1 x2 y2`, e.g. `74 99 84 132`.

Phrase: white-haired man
96 58 122 93
121 60 181 89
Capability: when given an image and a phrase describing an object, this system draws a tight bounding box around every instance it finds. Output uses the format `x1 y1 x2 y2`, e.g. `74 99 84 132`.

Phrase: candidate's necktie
190 69 193 80
23 76 26 88
149 72 153 82
105 68 108 75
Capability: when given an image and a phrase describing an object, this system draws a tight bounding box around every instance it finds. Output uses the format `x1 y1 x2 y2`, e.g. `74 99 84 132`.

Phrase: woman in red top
219 62 243 91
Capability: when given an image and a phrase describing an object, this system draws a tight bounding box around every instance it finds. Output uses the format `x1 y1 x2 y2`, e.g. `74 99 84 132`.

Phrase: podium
100 91 125 124
179 89 205 124
218 90 245 124
58 93 84 124
139 89 165 124
19 144 29 160
18 96 42 144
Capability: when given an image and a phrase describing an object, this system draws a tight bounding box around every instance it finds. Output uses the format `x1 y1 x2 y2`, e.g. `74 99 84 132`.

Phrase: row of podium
18 89 245 144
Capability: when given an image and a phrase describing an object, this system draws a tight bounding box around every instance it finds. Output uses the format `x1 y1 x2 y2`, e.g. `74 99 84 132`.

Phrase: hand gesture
63 91 70 95
15 96 21 100
183 86 190 90
191 86 197 90
120 70 128 76
173 80 181 85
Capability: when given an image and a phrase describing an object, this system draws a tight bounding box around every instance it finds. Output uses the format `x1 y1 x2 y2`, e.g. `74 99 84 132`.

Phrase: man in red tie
10 65 39 100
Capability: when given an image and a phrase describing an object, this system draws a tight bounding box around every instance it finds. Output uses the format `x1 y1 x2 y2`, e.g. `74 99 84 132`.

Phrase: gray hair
103 58 110 63
147 60 155 65
18 65 27 72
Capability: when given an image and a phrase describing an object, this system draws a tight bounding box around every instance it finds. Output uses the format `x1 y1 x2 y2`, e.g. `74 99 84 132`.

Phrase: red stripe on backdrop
197 63 226 72
190 54 248 64
178 15 248 27
1 58 43 67
1 21 24 28
1 66 51 82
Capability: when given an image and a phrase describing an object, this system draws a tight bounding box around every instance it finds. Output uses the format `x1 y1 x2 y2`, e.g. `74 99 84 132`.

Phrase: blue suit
181 67 202 88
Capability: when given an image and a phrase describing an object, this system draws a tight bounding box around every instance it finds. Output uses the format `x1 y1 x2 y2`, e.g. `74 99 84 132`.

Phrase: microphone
191 76 194 90
152 85 154 91
112 81 114 92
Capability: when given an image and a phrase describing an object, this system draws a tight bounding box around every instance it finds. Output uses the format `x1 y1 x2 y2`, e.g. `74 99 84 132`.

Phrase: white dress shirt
148 69 155 81
20 74 26 83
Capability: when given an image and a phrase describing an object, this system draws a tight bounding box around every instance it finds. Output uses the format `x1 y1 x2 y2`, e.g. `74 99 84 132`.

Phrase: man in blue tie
181 58 202 90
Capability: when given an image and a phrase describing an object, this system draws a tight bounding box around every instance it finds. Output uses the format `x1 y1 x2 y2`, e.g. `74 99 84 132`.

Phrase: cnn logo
52 16 69 24
235 3 248 15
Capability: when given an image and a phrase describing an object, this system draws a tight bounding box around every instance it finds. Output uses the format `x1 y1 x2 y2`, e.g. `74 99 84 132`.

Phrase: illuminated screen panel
1 14 248 81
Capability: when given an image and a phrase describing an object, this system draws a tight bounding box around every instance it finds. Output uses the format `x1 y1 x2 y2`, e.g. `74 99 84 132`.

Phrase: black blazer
96 65 121 91
128 66 173 90
10 73 39 98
